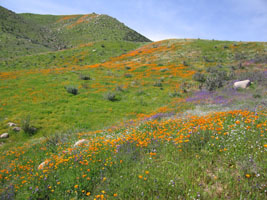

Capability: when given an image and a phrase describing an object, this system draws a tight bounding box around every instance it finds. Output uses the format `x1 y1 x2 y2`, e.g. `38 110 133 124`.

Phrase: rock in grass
234 80 251 89
38 159 50 170
0 133 9 139
13 127 21 132
74 139 89 147
7 122 16 127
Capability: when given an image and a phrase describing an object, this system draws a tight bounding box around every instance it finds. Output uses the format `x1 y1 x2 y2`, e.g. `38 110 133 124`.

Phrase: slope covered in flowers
0 109 266 199
1 39 266 144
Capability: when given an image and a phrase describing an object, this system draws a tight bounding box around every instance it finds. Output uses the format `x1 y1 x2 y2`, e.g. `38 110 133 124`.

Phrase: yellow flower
145 171 149 174
101 190 105 194
74 185 78 189
113 193 118 197
57 182 60 185
138 175 143 179
245 174 251 178
264 144 267 148
86 192 91 196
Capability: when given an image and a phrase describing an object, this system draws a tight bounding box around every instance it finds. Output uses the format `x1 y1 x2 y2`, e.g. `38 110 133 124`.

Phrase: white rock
38 159 50 170
7 122 16 127
0 133 9 139
13 127 21 132
234 80 251 89
74 139 89 147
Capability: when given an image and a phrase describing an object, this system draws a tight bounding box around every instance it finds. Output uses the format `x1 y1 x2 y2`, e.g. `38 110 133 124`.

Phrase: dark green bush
79 74 91 80
193 72 206 83
21 116 37 136
65 86 78 95
104 92 119 101
204 71 228 91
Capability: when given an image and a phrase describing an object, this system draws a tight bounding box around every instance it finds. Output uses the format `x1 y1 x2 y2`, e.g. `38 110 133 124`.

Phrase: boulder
0 133 9 139
38 159 50 170
7 122 16 127
74 139 89 147
13 127 21 132
234 80 251 89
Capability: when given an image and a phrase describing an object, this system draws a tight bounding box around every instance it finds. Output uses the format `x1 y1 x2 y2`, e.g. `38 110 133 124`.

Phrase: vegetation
0 6 266 200
0 6 150 60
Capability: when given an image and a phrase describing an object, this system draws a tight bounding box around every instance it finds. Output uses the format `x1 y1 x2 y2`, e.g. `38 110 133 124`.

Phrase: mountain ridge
0 6 151 60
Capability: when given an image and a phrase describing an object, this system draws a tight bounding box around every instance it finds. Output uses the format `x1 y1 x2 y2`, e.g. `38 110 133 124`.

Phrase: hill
0 7 267 200
0 6 151 60
0 39 266 142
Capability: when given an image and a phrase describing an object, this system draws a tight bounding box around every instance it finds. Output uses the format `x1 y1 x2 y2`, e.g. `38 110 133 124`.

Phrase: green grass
0 35 266 199
0 6 151 60
0 39 266 147
0 109 266 199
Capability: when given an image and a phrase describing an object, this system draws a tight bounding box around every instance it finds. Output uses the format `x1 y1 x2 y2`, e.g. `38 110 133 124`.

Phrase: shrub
116 85 125 92
160 68 169 72
124 73 133 78
104 92 119 101
79 74 91 80
183 61 189 66
21 116 37 136
193 72 206 83
169 90 181 97
65 86 78 95
204 71 228 91
180 82 189 93
154 80 163 87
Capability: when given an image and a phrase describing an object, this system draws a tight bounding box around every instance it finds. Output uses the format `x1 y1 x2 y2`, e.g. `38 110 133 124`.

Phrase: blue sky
1 0 266 41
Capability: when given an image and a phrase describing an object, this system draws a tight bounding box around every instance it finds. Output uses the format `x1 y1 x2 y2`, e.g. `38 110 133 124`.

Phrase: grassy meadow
0 38 267 199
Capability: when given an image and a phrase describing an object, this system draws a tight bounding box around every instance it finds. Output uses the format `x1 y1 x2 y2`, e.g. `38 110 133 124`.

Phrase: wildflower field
0 109 266 199
0 38 267 199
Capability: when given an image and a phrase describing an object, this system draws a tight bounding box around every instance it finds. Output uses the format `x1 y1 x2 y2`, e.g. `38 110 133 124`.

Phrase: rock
13 127 21 132
0 133 9 139
38 159 50 170
234 80 251 89
7 122 16 127
74 139 89 147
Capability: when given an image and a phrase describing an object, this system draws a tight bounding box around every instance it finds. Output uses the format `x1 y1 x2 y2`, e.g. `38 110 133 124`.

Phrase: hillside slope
0 39 266 143
0 6 151 60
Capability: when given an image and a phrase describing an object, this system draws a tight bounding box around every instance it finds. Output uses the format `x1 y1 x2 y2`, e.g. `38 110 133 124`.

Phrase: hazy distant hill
0 6 151 59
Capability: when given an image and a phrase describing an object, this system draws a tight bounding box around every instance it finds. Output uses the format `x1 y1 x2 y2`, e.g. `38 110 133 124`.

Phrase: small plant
180 82 189 93
116 85 125 92
21 116 37 136
65 86 78 95
160 68 169 72
104 92 119 101
124 73 133 78
79 74 91 80
193 72 206 83
169 90 181 97
125 66 131 70
153 80 163 87
183 61 189 66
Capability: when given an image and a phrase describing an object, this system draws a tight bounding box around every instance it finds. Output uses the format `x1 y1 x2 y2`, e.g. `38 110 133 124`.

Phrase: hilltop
0 6 151 60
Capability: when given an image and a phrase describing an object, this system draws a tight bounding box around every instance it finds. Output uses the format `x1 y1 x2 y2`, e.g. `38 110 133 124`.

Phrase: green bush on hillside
65 86 78 95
